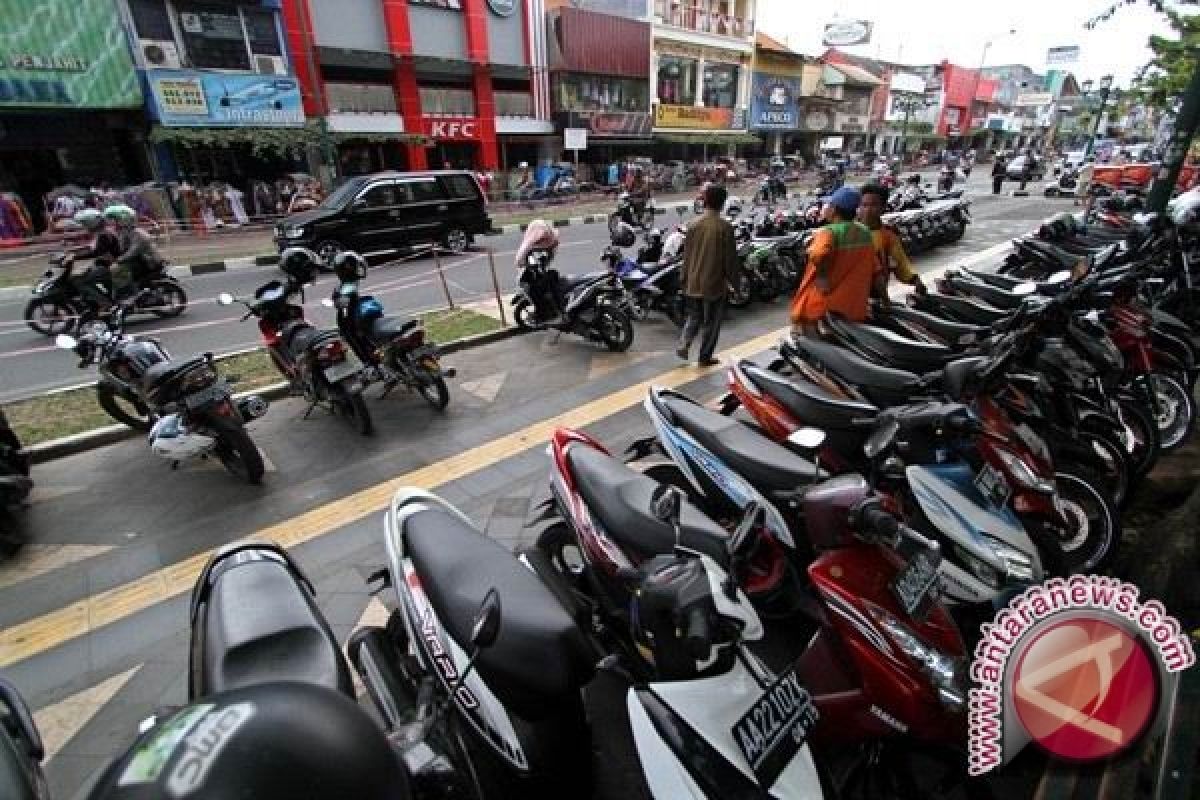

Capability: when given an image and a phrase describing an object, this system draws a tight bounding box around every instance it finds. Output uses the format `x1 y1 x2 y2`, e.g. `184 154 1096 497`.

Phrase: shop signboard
148 70 303 127
423 116 481 140
564 127 588 150
557 111 652 137
750 73 800 130
0 0 141 108
822 19 872 47
1046 46 1080 65
655 104 741 130
1015 92 1054 108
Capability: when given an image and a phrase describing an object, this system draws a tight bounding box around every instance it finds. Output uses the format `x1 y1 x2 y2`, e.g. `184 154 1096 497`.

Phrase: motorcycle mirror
863 416 901 460
216 292 235 306
650 484 684 528
1013 281 1038 297
470 588 502 650
1048 271 1071 286
787 427 826 452
320 297 334 308
54 334 78 350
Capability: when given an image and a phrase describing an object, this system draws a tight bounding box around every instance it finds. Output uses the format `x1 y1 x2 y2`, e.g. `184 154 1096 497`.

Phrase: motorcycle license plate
33 281 50 295
184 384 229 410
324 358 361 384
731 666 819 788
975 463 1011 508
891 548 942 616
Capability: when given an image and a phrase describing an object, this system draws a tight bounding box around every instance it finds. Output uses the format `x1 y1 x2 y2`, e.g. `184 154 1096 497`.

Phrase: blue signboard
750 72 801 130
146 69 304 127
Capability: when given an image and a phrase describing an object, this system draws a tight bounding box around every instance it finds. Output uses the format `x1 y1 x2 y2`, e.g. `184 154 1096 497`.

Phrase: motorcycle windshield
906 463 1029 552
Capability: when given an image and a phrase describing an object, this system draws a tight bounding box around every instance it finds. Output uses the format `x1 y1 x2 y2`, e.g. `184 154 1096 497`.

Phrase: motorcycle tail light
317 340 347 365
397 329 426 350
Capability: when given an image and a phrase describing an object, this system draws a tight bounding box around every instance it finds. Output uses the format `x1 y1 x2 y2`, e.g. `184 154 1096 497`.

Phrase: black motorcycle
0 409 33 556
607 190 653 235
513 248 635 351
328 267 456 411
24 251 187 336
220 278 374 435
55 308 268 483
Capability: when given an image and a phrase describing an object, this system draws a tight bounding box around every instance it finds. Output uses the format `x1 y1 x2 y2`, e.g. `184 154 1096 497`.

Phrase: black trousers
992 176 1004 194
679 296 724 361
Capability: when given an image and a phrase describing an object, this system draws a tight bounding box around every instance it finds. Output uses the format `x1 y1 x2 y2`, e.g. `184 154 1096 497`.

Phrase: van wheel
315 239 343 269
443 228 470 254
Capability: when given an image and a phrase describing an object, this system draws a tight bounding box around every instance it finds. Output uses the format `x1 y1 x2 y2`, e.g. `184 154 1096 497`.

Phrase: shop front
651 41 756 160
0 0 146 234
422 115 485 170
749 71 802 158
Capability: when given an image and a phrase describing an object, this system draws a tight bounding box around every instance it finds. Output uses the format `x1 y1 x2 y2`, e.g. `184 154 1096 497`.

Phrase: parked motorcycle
0 676 48 799
54 308 268 483
512 220 634 351
219 253 373 435
327 251 456 411
0 409 33 556
24 251 187 336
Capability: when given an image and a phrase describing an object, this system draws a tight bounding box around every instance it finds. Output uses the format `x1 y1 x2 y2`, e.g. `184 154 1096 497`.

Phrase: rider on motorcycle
71 208 122 305
104 204 165 305
514 219 563 324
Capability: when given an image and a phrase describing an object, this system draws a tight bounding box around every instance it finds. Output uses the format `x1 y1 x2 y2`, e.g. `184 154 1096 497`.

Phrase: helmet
103 204 137 227
148 414 216 460
611 221 636 248
357 297 384 321
279 247 320 285
332 251 368 283
74 208 105 232
723 196 743 217
644 228 663 247
83 683 410 800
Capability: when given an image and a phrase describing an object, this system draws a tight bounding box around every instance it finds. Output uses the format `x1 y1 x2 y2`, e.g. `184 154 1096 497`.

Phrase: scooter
0 409 33 554
0 677 48 799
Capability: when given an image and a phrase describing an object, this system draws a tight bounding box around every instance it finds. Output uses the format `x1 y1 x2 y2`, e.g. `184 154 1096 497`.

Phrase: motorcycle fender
628 662 824 798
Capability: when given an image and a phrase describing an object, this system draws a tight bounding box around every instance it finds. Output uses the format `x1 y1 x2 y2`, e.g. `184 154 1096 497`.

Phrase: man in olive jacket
677 184 739 366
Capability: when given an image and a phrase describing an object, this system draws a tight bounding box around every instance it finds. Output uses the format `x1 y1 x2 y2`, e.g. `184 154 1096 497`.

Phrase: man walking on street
790 187 876 335
677 183 738 366
992 153 1007 195
859 183 923 302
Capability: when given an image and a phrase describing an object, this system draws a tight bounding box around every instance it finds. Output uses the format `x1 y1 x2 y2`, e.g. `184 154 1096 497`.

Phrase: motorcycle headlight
994 448 1056 494
868 607 967 711
284 225 307 239
982 535 1038 583
955 545 1002 588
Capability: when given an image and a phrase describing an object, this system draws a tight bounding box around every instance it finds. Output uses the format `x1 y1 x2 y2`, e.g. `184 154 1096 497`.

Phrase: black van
274 170 492 260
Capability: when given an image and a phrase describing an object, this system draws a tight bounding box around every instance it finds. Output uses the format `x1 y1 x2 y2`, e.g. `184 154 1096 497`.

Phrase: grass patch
3 309 501 447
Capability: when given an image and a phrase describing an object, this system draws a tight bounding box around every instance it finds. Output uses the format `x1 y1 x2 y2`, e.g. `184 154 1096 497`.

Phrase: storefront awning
329 131 430 146
149 124 428 155
656 132 762 145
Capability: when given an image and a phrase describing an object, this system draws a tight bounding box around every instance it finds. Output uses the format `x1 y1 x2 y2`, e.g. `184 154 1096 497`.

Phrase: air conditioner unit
255 55 287 76
141 40 181 69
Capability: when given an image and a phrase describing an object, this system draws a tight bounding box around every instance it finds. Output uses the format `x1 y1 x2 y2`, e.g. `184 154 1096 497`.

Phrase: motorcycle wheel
1051 471 1120 573
1062 434 1130 509
146 280 187 318
213 423 265 485
513 299 538 331
727 271 753 309
1116 396 1161 480
824 741 992 800
416 366 450 411
1148 372 1195 452
335 388 374 435
596 307 633 352
24 298 79 336
97 384 155 432
630 290 653 322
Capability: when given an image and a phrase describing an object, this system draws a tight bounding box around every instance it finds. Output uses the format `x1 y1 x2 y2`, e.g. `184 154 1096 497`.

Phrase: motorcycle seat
914 292 1011 327
287 327 340 358
962 266 1028 291
371 316 418 341
740 364 878 440
873 303 988 347
402 508 594 721
780 338 919 398
940 357 991 400
199 559 352 696
659 394 826 491
559 272 605 292
564 446 730 566
826 317 959 372
944 275 1027 310
142 356 206 395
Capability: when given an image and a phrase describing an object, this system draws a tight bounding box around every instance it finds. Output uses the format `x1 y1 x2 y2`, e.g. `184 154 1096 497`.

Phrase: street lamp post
1084 74 1114 160
968 29 1016 152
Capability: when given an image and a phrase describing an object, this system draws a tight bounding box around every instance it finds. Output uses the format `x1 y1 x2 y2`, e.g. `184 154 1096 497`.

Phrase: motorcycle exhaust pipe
236 394 269 421
346 626 415 732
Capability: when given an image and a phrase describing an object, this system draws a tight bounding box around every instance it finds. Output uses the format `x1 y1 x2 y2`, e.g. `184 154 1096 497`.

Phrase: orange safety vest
790 221 877 324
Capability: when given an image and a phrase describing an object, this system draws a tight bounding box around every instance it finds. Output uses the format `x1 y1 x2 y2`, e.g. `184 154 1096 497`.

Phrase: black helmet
644 228 663 246
83 683 410 800
611 221 636 248
279 247 320 285
332 251 369 283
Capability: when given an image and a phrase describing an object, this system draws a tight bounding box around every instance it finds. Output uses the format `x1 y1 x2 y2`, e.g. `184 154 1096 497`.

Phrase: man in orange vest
790 186 876 333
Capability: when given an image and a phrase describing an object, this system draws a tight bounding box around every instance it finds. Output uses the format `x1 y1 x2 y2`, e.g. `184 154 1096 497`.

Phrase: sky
758 0 1185 88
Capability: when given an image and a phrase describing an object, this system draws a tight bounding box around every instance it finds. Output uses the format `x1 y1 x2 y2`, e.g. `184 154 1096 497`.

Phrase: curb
24 325 524 464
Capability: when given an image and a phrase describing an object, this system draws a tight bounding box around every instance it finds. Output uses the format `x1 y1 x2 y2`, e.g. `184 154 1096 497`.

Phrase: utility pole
1148 60 1200 213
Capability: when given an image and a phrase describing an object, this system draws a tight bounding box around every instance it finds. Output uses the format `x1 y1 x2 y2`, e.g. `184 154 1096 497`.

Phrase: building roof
828 62 883 86
756 31 792 53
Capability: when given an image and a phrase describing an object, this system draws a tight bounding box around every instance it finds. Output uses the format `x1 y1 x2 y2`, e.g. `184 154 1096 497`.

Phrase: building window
327 83 398 114
409 0 463 8
176 3 251 70
128 0 174 40
555 75 648 112
702 63 738 108
495 91 533 117
658 56 697 106
420 86 476 116
243 8 281 56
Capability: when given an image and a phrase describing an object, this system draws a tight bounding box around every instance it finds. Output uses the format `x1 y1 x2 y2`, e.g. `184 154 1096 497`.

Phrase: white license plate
324 358 361 384
975 462 1011 508
731 667 818 788
891 548 942 616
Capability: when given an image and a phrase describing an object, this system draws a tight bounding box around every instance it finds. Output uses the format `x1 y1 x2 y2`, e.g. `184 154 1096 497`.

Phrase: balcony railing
653 1 753 38
495 91 533 118
326 83 397 114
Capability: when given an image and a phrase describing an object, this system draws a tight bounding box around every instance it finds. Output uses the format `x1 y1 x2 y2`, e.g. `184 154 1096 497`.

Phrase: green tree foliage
1085 1 1199 110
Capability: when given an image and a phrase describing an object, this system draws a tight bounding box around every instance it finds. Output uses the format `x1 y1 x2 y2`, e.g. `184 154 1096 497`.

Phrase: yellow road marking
0 328 787 668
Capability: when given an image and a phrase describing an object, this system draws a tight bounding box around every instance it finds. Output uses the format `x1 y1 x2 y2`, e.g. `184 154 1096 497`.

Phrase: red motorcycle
533 427 975 796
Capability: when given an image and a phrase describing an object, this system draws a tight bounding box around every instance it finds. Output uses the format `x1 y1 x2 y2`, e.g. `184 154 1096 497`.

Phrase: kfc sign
424 117 480 141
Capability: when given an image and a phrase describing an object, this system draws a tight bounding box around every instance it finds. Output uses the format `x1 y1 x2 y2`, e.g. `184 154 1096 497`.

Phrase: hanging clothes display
226 186 249 225
0 193 33 241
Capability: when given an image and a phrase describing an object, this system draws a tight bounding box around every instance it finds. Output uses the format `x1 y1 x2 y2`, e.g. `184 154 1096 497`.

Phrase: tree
1133 9 1200 110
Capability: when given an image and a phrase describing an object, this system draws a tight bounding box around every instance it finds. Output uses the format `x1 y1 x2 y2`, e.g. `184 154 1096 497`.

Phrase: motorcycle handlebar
684 606 712 661
855 500 900 541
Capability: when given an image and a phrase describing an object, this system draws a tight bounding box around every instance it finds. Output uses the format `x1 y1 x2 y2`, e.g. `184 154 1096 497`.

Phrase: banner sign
0 0 141 108
1015 92 1054 107
148 70 303 127
1046 46 1081 65
822 19 872 47
750 73 801 130
655 103 739 130
560 110 652 137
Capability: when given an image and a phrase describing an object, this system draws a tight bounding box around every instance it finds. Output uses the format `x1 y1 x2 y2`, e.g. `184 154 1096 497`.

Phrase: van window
402 179 445 203
358 182 399 208
441 174 480 200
